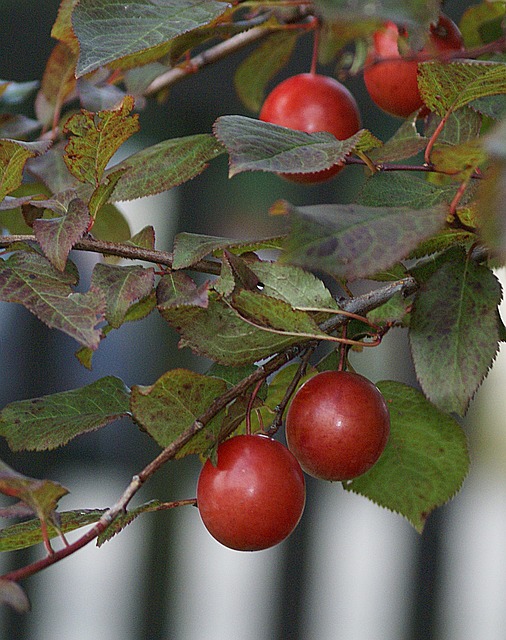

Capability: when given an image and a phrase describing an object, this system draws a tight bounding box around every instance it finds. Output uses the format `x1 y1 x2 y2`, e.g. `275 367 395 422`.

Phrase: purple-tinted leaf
282 201 448 280
33 197 91 271
409 247 502 415
0 251 105 348
91 263 155 328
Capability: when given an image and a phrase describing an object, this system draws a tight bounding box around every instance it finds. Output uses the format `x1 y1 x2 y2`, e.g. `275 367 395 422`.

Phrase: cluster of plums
196 14 463 551
257 14 464 184
197 371 390 551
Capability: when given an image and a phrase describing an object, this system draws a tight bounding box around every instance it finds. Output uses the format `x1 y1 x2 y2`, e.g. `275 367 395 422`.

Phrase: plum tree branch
0 273 419 584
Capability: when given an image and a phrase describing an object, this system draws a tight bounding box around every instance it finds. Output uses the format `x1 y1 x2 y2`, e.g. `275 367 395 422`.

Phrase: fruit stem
309 17 320 75
246 378 264 435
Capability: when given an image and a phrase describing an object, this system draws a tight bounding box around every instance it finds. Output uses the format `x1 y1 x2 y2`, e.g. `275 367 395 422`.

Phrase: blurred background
1 0 506 638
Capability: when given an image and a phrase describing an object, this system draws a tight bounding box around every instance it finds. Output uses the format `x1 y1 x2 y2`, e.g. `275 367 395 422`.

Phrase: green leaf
92 202 132 242
228 260 339 310
105 134 224 200
0 458 69 514
344 380 470 533
460 1 506 48
213 115 375 177
97 499 195 546
157 273 302 365
130 369 228 456
0 139 51 201
0 251 105 349
418 61 506 116
72 0 230 77
234 31 299 112
407 228 476 259
409 248 502 415
63 96 139 186
282 201 448 280
90 263 155 328
431 139 487 180
0 509 105 552
357 171 460 209
0 580 30 613
424 108 482 146
0 376 130 451
231 289 330 338
33 197 91 271
172 232 284 270
369 116 426 163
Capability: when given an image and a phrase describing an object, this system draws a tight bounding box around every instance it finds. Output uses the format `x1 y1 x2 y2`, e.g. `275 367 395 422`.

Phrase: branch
145 26 271 97
0 274 419 584
0 234 222 276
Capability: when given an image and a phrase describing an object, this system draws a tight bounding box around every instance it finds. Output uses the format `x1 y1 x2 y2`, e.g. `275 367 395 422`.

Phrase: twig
0 234 222 276
0 274 421 583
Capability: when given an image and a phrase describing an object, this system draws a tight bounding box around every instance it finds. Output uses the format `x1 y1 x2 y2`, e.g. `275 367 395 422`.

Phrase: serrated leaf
245 260 339 309
407 228 476 259
172 232 284 270
0 580 30 614
97 499 195 546
369 116 426 163
214 115 369 177
234 31 298 112
0 139 51 201
90 263 155 328
367 291 412 326
0 509 105 552
105 134 224 201
0 251 105 348
63 96 139 186
282 201 448 280
0 459 69 552
72 0 230 77
52 0 80 52
424 108 482 146
409 247 502 415
33 197 91 271
357 171 460 209
431 139 487 180
157 273 301 365
130 369 228 456
344 380 469 533
0 376 130 451
231 289 329 338
418 61 506 116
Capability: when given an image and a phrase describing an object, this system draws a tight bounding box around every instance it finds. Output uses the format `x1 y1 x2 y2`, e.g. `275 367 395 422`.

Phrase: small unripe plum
197 434 306 551
285 371 390 481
